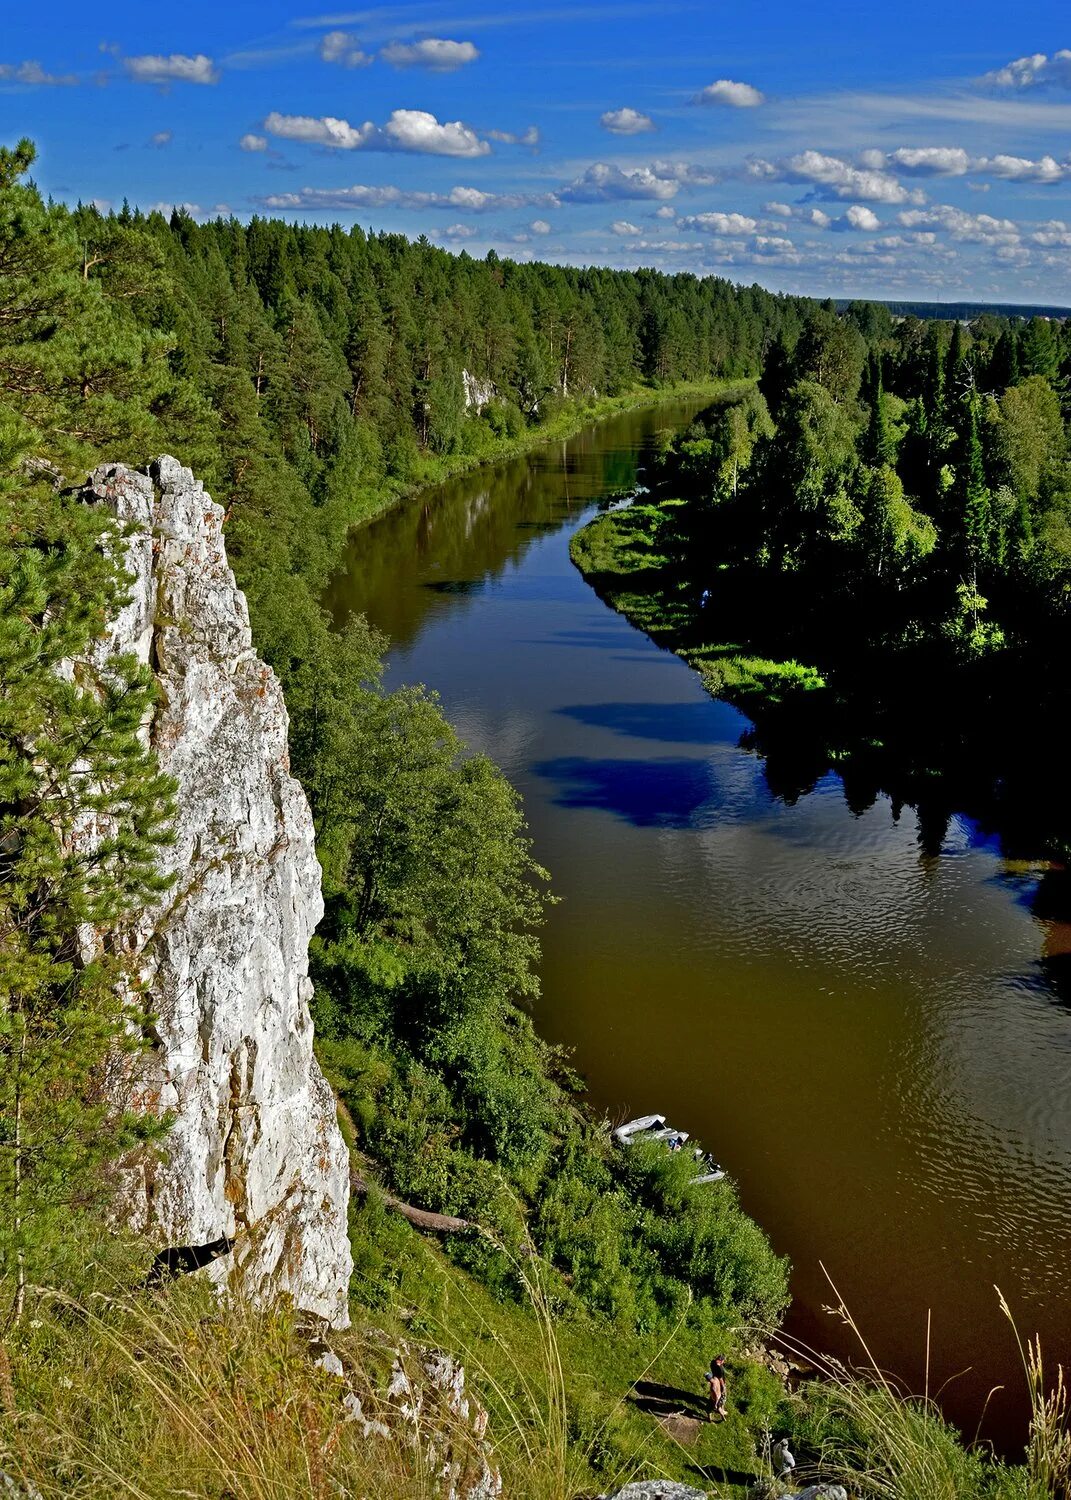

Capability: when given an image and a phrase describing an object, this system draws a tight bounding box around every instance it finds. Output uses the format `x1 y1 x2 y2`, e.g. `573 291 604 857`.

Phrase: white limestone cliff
79 455 352 1327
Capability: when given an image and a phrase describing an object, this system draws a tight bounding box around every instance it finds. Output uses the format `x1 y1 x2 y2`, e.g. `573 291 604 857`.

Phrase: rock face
79 455 351 1327
600 1484 709 1500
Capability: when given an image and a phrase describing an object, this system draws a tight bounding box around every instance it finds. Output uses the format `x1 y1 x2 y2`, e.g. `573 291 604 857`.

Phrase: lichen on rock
78 455 351 1326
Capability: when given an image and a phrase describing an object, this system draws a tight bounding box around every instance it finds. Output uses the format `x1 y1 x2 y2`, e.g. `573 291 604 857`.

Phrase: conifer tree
0 483 175 1309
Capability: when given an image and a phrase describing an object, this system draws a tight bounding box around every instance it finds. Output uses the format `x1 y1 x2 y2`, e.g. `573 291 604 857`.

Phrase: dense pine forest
574 299 1071 860
5 130 1071 1497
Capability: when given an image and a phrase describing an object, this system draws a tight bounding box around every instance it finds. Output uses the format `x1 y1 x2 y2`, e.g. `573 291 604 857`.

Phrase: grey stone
75 457 351 1326
601 1483 709 1500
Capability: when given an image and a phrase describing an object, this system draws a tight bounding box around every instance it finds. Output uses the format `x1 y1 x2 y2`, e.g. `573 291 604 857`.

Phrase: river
325 398 1071 1450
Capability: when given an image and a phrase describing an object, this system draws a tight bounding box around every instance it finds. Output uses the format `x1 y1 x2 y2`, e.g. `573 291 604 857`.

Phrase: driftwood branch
349 1169 475 1235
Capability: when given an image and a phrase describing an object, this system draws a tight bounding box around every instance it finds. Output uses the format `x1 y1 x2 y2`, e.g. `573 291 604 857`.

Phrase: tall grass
0 1278 505 1500
759 1271 1071 1500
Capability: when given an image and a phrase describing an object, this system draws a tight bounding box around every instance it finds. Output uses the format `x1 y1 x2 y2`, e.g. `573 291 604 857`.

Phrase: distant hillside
836 298 1070 321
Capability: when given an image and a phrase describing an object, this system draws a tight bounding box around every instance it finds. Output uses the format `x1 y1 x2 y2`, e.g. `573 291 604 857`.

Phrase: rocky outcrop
78 455 351 1327
599 1483 709 1500
461 369 496 411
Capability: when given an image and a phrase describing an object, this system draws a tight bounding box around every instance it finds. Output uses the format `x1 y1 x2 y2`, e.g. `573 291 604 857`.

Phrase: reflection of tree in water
729 643 1071 944
324 400 706 648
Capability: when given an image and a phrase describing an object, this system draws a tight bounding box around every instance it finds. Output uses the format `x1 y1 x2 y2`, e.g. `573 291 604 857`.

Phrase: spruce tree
0 482 177 1309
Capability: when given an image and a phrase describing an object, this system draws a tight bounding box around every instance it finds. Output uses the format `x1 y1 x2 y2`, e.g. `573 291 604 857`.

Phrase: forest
573 298 1071 860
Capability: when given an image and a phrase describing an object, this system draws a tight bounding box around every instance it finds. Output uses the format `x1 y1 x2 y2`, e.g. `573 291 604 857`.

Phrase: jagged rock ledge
79 455 351 1326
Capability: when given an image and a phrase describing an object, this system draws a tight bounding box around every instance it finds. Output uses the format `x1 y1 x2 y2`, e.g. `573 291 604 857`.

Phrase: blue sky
3 1 1071 302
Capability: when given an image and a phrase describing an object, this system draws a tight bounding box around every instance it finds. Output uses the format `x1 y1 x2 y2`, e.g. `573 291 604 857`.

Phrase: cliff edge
79 455 351 1327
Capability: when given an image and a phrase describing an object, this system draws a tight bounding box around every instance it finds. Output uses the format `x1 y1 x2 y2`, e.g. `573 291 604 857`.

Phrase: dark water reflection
326 402 1071 1454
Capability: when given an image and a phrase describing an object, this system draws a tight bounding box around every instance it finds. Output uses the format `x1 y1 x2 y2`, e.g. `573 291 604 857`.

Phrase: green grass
570 503 827 716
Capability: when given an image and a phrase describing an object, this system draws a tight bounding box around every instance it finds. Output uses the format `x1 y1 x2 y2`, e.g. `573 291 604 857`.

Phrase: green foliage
0 482 175 1297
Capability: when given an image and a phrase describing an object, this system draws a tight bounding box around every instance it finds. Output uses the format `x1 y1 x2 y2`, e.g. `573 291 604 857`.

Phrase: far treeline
574 297 1071 855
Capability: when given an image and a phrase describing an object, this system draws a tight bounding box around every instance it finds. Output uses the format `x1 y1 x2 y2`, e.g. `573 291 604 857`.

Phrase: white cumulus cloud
319 30 371 67
0 59 78 86
898 203 1020 244
263 109 490 157
762 150 919 203
695 78 765 107
884 146 971 175
981 49 1071 90
610 219 642 235
843 204 881 230
600 107 655 134
240 133 268 152
530 219 552 234
124 53 219 85
560 162 681 201
380 38 479 70
982 152 1066 182
680 211 758 235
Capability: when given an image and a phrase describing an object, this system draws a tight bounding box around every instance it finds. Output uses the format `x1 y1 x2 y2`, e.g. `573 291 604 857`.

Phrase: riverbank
302 380 744 598
569 497 827 711
569 495 1071 864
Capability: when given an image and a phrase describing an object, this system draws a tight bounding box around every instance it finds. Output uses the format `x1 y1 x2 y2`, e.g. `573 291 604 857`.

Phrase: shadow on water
422 579 484 594
556 699 746 747
532 754 720 828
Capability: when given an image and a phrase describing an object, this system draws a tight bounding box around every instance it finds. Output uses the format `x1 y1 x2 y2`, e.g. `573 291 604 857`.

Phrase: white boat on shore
611 1114 726 1183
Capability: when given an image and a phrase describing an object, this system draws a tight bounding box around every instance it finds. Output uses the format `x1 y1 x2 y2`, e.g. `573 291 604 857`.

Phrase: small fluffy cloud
385 109 489 156
898 203 1020 244
486 125 540 146
319 30 371 67
601 107 655 135
861 144 1068 184
611 219 643 235
1031 219 1071 248
263 109 490 157
439 223 478 240
530 219 552 234
881 146 971 176
983 152 1066 182
843 204 881 230
380 38 479 70
695 78 764 107
0 59 78 86
151 130 172 147
680 210 758 235
655 204 676 219
560 162 681 201
124 53 219 85
981 49 1071 90
240 133 268 152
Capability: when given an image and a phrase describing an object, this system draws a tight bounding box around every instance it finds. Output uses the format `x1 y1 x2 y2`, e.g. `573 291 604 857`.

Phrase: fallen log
349 1170 475 1235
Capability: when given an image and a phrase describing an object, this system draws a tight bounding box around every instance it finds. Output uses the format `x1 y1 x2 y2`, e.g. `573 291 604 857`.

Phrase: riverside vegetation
0 134 1069 1497
571 304 1071 861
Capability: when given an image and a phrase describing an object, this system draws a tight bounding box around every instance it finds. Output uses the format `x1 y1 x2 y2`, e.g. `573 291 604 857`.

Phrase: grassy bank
570 499 827 715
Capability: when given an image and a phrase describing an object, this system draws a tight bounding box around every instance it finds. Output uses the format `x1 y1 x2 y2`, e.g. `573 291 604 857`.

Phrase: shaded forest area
574 299 1071 889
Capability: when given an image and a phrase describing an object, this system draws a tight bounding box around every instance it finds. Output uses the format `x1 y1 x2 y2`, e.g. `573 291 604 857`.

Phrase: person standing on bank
705 1354 728 1421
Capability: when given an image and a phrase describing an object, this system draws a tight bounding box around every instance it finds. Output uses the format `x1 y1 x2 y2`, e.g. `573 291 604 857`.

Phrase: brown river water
325 399 1071 1453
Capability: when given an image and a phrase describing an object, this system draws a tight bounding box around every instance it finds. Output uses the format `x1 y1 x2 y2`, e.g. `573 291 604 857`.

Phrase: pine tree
0 482 176 1307
863 353 895 467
